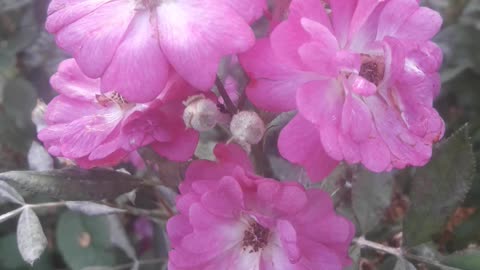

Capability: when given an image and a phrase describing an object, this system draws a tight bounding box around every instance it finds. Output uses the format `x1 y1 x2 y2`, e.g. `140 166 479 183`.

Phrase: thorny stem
353 237 459 270
215 76 238 114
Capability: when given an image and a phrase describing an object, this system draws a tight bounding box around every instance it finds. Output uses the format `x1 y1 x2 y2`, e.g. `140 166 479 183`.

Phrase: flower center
359 55 385 86
242 222 270 253
96 92 130 108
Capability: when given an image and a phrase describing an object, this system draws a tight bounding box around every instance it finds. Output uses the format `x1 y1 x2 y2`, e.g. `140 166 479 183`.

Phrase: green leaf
442 249 480 270
379 257 417 270
0 167 146 200
352 169 394 234
56 211 118 270
403 125 476 247
0 234 52 270
344 245 361 270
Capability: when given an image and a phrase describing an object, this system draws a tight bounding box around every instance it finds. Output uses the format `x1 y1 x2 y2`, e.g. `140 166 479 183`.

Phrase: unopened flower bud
183 95 220 132
230 111 265 145
32 100 47 132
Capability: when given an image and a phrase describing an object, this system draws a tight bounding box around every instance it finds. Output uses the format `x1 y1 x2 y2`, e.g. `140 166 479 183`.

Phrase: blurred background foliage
1 0 480 269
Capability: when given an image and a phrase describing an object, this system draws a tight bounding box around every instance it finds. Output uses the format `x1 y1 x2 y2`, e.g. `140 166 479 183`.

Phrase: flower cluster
41 0 444 268
168 144 355 270
38 59 201 167
241 0 445 181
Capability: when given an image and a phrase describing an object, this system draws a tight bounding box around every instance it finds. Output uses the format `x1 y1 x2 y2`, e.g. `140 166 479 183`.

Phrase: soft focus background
1 0 480 269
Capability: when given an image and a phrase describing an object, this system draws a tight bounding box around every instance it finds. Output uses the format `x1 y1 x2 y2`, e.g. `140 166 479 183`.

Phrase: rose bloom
38 59 200 168
167 143 355 270
240 0 445 181
45 0 266 102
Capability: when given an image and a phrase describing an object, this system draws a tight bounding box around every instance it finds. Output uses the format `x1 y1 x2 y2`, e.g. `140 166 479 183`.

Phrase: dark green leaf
404 126 476 247
0 234 52 270
56 211 117 270
344 245 361 270
442 249 480 270
0 167 146 200
352 169 394 234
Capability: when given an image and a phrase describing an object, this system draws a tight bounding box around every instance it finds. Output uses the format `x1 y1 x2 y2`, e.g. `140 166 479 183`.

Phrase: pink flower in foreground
46 0 266 103
38 59 200 168
240 0 445 181
167 144 355 270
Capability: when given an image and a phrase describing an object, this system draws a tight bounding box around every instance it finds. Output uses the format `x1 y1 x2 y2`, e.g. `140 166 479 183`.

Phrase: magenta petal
151 129 199 162
277 220 301 263
273 183 308 214
213 143 253 172
167 215 193 247
101 13 169 103
278 115 339 182
201 177 244 218
157 1 254 90
222 0 266 23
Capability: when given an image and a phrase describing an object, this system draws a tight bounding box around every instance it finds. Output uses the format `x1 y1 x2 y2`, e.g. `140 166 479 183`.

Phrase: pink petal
101 13 170 103
319 125 343 160
328 0 357 47
241 39 303 112
289 0 332 29
395 7 442 41
278 115 339 182
50 59 99 100
376 0 418 40
157 0 255 90
44 95 98 124
359 136 392 172
340 92 373 142
296 80 343 126
270 19 311 69
55 0 135 78
347 74 377 96
222 0 266 23
46 0 113 32
349 0 384 38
